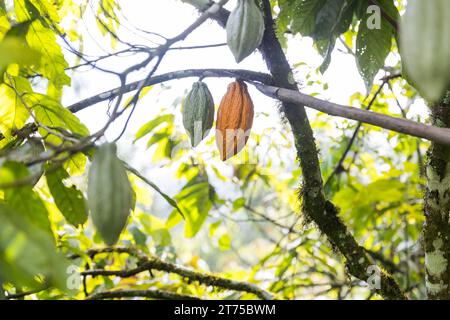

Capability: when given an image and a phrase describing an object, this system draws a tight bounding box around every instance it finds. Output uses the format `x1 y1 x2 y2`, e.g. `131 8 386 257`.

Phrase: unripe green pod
182 81 215 147
400 0 450 102
226 0 265 63
87 143 133 245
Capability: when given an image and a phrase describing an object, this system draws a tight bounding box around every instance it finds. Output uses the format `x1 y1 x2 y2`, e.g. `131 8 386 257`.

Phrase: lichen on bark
424 90 450 299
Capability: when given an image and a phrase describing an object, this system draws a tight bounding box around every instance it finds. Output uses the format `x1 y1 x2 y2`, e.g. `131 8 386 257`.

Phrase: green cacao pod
226 0 265 63
182 81 215 147
400 0 450 102
87 143 133 245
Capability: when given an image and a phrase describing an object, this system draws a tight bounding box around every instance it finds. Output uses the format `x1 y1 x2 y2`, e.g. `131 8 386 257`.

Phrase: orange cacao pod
215 81 254 161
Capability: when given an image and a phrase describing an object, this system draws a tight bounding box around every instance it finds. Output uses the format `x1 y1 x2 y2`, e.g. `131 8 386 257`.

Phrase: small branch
168 43 227 50
87 289 200 300
5 284 50 300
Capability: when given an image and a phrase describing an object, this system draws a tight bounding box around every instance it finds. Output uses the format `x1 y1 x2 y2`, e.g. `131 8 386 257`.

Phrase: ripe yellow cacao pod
182 81 215 147
215 81 254 161
226 0 265 63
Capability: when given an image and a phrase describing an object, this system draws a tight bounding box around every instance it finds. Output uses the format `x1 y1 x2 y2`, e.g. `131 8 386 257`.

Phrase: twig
5 284 50 300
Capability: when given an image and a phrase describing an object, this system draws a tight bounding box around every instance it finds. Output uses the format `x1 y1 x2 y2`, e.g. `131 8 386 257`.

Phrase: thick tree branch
254 83 450 146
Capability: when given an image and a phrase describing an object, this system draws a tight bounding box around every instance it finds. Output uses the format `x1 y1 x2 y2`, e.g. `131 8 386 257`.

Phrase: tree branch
254 83 450 146
67 69 272 113
78 247 273 300
5 284 50 300
87 289 200 300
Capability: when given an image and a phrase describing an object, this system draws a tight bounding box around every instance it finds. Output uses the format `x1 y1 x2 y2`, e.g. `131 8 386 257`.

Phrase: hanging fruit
182 81 215 147
215 80 254 161
400 0 450 102
226 0 265 63
87 143 133 245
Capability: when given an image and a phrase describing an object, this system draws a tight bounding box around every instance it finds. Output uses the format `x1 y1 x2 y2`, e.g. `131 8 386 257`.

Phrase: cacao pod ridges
182 81 215 147
400 0 450 102
226 0 265 63
215 80 254 161
87 142 133 245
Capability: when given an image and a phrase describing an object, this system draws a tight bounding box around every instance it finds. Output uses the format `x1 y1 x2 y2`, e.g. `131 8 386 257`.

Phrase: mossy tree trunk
424 91 450 299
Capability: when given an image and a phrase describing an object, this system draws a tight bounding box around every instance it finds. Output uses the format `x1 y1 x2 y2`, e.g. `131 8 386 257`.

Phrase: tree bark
424 91 450 299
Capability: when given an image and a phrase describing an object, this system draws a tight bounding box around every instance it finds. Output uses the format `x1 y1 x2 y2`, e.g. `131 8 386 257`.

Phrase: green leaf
0 139 45 186
151 137 172 162
312 0 347 40
356 0 396 91
28 0 60 23
46 167 88 227
218 233 231 251
32 93 89 146
1 161 52 234
313 0 356 73
130 226 147 246
281 0 327 36
174 182 212 238
13 0 40 22
5 20 33 37
139 213 171 246
31 94 89 175
146 131 171 149
0 76 32 138
232 197 246 211
25 19 70 89
0 37 39 80
0 203 69 290
134 114 174 142
209 220 222 237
